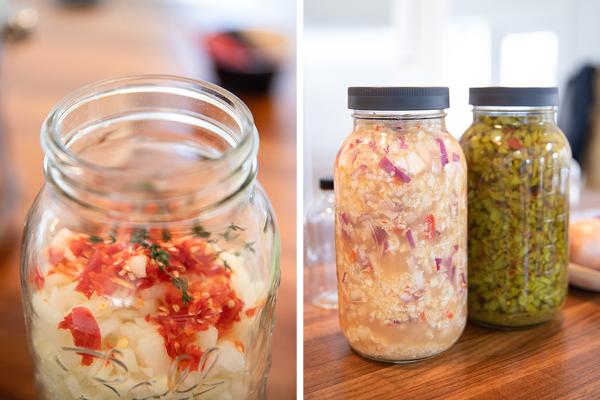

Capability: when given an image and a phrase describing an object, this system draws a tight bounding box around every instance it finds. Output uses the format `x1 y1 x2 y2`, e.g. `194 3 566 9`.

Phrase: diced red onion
435 138 449 167
379 157 411 183
442 256 453 268
406 230 415 249
340 212 351 225
373 227 388 245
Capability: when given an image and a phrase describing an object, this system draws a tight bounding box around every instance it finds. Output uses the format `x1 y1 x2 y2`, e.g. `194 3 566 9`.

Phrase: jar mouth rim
42 74 256 177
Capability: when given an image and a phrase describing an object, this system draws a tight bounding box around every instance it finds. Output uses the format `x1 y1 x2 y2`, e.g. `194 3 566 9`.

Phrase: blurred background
0 0 295 397
303 0 600 204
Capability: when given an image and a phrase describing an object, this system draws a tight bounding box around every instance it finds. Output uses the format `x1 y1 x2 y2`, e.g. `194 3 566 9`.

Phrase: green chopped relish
460 113 570 328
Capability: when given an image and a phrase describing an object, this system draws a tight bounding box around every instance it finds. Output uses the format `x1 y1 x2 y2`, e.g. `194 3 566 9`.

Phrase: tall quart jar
20 76 280 399
461 87 570 328
335 87 467 362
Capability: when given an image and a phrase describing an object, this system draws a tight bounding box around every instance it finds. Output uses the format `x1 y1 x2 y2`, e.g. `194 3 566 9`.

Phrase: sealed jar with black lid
335 87 467 362
460 87 570 328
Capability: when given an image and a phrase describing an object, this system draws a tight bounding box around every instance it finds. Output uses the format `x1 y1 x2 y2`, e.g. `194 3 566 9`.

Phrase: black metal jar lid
469 87 559 107
348 87 449 111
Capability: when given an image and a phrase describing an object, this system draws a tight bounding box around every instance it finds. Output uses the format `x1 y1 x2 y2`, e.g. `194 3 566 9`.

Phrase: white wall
303 0 600 205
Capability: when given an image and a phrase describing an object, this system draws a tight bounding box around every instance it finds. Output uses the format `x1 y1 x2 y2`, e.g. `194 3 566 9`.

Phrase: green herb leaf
131 229 149 246
244 241 256 254
227 223 245 232
171 277 192 305
149 243 170 270
192 225 211 238
89 235 104 244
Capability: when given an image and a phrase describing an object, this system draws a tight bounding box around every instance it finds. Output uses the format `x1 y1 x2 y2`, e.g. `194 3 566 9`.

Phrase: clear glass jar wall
20 76 280 400
335 88 467 362
461 101 570 328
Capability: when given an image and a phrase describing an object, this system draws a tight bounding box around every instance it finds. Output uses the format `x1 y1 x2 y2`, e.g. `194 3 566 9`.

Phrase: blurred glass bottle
305 177 337 309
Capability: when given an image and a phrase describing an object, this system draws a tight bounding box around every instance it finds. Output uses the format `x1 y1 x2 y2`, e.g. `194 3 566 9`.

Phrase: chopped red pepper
58 307 101 366
507 137 524 150
424 214 435 239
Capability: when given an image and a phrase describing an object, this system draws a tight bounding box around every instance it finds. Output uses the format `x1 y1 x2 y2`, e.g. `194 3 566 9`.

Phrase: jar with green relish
460 87 570 328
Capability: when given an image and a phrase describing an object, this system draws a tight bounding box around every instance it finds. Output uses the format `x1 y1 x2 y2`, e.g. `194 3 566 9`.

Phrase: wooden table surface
305 288 600 399
0 1 295 398
305 192 600 400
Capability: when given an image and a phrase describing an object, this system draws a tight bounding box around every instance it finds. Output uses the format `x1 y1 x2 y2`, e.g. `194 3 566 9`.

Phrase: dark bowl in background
204 29 286 95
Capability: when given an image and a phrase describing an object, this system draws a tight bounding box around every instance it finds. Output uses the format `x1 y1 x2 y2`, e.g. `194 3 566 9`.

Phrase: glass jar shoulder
461 117 571 165
21 184 278 400
337 121 464 177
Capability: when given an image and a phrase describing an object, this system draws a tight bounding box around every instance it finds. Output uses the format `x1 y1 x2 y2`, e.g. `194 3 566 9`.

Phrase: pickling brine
335 87 467 362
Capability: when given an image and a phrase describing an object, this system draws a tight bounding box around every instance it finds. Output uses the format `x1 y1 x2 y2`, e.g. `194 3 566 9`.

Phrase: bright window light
500 31 559 86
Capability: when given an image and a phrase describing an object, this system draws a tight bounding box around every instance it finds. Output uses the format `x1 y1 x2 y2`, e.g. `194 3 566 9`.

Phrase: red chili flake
356 138 364 144
33 265 45 290
424 214 435 239
383 145 390 153
406 230 416 249
150 276 243 371
246 307 258 318
378 157 411 183
75 250 120 299
435 138 449 167
340 212 351 225
419 312 426 322
507 137 524 150
447 311 454 319
68 237 88 257
58 307 101 366
434 258 442 271
452 152 460 162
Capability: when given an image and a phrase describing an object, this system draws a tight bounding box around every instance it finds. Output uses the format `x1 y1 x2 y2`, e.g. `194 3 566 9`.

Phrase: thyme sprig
192 225 211 239
88 235 104 244
129 229 191 306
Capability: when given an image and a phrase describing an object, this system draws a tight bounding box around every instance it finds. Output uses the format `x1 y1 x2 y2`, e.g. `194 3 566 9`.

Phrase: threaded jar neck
41 75 258 223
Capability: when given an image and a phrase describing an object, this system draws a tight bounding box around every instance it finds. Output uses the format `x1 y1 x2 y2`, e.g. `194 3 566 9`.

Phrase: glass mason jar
460 87 570 328
335 87 467 363
20 76 280 400
305 178 337 309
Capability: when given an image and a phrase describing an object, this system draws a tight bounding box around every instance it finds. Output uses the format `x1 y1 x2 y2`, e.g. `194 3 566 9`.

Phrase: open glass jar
461 87 570 328
20 76 280 399
335 87 467 362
